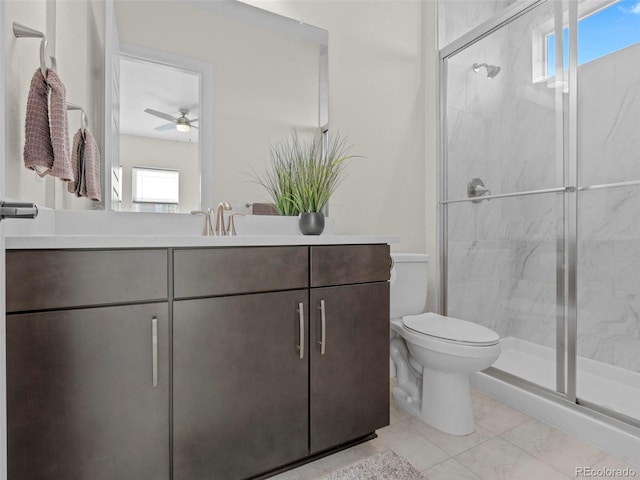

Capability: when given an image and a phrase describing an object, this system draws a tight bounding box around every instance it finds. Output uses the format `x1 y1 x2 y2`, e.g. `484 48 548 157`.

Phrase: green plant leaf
250 128 359 216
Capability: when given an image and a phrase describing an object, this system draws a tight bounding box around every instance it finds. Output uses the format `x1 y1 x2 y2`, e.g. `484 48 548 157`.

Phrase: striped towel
23 68 73 181
68 128 101 201
46 69 73 181
251 203 279 215
23 70 54 175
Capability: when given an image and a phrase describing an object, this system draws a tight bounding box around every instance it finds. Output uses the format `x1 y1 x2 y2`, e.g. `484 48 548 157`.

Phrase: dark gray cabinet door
6 303 170 480
173 290 309 480
309 282 390 453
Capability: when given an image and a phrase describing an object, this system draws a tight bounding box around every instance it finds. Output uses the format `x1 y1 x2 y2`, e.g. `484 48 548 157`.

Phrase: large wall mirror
4 0 328 213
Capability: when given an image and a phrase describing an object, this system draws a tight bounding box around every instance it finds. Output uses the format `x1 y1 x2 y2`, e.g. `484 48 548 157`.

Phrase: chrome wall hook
13 22 48 78
67 103 89 130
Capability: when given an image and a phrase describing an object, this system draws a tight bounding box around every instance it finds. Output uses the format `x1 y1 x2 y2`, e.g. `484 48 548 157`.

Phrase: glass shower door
442 1 570 394
575 2 640 422
442 0 640 429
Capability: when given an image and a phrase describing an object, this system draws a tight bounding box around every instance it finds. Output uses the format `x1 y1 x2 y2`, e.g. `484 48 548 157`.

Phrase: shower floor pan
493 337 640 421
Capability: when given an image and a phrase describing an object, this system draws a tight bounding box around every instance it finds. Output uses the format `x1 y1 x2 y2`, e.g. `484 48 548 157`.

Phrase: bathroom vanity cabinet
172 246 310 480
309 245 390 454
5 250 170 480
5 243 390 480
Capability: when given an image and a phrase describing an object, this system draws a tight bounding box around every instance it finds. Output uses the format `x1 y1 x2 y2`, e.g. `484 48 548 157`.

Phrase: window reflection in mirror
131 167 180 213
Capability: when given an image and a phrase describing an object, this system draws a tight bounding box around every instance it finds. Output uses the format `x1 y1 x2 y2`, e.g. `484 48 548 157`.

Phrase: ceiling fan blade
155 123 177 132
191 125 198 130
187 118 198 123
144 108 178 122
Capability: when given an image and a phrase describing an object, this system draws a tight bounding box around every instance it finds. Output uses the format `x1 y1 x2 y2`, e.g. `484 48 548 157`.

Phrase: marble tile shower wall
446 4 560 351
438 0 518 48
445 1 640 373
577 42 640 373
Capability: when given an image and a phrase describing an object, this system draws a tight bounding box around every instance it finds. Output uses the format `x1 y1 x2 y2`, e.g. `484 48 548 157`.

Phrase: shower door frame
437 0 640 432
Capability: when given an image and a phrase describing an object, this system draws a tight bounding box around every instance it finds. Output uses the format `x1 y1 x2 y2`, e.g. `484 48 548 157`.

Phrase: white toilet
389 253 501 435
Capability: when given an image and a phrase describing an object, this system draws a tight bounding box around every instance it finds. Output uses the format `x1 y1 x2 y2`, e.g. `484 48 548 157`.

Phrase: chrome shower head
472 62 501 79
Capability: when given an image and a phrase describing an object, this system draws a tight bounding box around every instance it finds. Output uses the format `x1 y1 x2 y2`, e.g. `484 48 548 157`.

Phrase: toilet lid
402 312 499 346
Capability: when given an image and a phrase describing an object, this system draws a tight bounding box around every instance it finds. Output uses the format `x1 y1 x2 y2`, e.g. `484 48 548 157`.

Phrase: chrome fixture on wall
67 103 88 130
467 178 491 203
191 209 214 236
472 62 501 79
12 22 49 78
0 201 38 221
215 201 232 236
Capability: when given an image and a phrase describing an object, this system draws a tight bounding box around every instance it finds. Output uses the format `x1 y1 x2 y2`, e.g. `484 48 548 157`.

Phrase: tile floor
271 388 639 480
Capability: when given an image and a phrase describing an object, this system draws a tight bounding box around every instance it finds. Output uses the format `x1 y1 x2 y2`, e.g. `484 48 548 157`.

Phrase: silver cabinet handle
152 316 158 388
297 303 305 359
319 300 326 355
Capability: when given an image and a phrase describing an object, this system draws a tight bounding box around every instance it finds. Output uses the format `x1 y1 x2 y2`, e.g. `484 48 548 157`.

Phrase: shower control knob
467 178 491 203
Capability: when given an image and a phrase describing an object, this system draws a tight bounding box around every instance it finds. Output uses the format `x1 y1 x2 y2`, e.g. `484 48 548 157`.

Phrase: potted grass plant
253 138 300 217
253 129 356 235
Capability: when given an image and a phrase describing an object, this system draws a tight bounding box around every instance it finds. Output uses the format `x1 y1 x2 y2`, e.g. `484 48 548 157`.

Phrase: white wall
54 0 105 210
119 134 199 213
242 0 439 310
438 0 516 47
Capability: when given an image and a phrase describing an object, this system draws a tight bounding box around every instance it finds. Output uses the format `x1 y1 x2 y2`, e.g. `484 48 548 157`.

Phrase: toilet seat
402 312 499 347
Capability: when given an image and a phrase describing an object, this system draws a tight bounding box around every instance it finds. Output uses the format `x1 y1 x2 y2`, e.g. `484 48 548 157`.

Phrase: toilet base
392 367 476 436
421 367 475 435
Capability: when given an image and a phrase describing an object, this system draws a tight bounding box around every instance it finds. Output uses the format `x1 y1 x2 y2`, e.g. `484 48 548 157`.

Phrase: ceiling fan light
176 123 190 133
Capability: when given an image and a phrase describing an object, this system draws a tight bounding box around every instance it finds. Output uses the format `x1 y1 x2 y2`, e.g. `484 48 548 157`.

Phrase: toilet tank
390 253 429 319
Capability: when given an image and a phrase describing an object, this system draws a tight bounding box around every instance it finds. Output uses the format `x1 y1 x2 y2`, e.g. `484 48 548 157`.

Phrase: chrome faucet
226 212 245 236
215 201 232 235
191 209 214 236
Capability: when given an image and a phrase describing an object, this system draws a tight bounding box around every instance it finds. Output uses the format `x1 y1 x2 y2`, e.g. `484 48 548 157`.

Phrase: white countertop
4 209 399 249
6 234 400 250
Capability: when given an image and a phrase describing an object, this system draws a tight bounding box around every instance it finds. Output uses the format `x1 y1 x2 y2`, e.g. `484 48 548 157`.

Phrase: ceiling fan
144 107 198 133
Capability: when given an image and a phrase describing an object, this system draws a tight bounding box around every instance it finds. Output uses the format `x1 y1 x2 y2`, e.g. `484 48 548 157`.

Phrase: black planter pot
298 212 325 235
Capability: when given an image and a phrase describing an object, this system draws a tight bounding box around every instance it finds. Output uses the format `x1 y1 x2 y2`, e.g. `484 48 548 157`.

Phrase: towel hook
67 103 88 130
13 22 48 78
